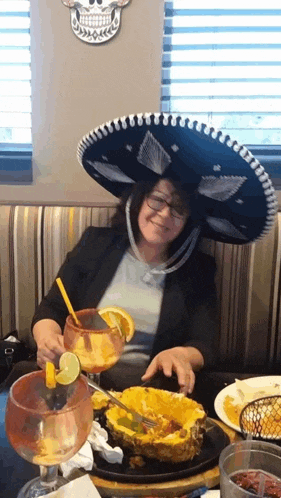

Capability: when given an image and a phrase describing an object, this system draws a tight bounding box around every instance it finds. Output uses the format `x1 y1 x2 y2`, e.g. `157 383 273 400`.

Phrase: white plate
214 375 281 433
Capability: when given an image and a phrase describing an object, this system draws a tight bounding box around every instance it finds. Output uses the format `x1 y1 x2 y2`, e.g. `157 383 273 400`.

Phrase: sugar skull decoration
61 0 131 44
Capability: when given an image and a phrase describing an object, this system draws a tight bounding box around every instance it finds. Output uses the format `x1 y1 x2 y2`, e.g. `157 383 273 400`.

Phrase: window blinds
161 0 281 146
0 0 31 145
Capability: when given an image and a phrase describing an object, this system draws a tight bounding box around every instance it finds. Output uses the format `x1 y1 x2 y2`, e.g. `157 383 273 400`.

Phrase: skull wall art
62 0 131 44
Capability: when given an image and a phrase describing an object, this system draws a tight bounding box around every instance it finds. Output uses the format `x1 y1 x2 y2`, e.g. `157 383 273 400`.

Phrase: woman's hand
141 346 204 396
33 319 66 369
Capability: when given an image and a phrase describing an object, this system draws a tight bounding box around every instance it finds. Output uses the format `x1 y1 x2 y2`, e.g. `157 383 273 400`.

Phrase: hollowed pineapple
105 386 207 462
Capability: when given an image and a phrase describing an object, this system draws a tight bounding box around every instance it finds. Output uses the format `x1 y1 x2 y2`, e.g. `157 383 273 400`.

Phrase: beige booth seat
0 204 280 377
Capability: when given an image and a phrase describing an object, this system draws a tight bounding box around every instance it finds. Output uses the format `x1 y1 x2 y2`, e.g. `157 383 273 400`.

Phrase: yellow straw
56 277 81 327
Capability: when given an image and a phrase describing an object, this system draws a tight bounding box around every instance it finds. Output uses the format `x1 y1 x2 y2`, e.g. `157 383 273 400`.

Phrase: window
0 0 32 183
161 1 281 189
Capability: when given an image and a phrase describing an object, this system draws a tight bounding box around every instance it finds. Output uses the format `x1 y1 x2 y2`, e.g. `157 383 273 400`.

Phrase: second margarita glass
63 308 125 384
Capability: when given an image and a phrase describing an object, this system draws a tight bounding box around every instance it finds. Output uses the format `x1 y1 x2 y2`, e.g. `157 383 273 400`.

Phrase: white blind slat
168 49 281 63
0 50 31 63
0 96 31 112
0 112 31 128
171 0 281 8
1 66 31 80
169 32 281 45
164 82 281 97
0 81 31 96
172 16 281 28
0 127 31 144
0 1 29 13
169 99 281 113
0 17 30 29
0 33 30 46
167 66 281 80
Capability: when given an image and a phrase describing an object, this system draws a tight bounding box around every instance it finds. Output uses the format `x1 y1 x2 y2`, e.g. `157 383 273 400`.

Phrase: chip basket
239 395 281 444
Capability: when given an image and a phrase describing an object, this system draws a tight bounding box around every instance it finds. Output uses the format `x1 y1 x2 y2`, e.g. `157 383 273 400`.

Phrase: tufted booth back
0 204 280 374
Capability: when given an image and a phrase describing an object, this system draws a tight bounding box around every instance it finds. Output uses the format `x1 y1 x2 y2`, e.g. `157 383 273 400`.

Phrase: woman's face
137 179 189 249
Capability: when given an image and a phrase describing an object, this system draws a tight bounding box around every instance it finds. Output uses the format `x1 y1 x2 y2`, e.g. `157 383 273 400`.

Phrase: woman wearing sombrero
32 113 277 396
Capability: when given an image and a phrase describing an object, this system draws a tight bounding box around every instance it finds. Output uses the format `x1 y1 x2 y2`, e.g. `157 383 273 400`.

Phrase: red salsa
231 470 281 498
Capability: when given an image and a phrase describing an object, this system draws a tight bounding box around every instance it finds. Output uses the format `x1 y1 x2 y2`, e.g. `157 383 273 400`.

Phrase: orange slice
45 361 57 389
98 306 135 342
55 352 81 385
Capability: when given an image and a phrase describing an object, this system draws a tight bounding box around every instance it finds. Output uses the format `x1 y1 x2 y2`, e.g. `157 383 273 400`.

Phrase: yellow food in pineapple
45 361 57 389
91 390 122 410
98 306 135 342
105 386 206 462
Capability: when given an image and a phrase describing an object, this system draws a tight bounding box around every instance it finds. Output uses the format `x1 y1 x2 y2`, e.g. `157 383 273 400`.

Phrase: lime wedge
55 352 81 385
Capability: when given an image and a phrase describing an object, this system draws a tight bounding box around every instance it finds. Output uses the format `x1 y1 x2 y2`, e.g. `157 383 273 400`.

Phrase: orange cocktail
63 308 125 374
5 370 92 497
6 371 92 465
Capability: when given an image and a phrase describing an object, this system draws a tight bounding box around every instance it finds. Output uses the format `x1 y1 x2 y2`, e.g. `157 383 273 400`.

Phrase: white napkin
60 420 123 478
60 441 93 478
88 421 123 464
203 491 220 498
37 474 101 498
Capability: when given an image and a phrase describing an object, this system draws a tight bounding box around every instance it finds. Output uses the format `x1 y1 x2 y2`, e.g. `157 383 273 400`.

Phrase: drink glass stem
39 465 59 487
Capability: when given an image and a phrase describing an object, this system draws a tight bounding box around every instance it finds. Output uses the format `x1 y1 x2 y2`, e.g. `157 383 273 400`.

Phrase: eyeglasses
146 194 187 219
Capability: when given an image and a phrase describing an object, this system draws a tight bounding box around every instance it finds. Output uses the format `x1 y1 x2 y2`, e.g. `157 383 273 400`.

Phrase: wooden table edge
88 419 241 497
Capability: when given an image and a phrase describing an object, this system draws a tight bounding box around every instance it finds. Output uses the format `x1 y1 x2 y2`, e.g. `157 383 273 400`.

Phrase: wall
0 0 164 205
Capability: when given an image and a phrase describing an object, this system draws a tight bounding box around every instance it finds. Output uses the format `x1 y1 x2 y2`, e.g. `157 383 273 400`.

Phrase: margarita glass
5 370 92 497
63 308 125 384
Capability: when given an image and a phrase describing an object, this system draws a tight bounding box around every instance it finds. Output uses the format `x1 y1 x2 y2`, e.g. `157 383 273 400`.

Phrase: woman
32 111 276 396
32 176 218 395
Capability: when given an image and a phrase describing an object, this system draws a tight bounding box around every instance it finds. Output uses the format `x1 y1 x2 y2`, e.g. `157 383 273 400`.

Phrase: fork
87 378 157 429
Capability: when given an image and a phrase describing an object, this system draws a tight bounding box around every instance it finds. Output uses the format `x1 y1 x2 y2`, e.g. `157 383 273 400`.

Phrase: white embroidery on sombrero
137 131 171 175
198 176 247 202
239 146 249 158
87 160 134 184
259 172 269 182
206 217 248 240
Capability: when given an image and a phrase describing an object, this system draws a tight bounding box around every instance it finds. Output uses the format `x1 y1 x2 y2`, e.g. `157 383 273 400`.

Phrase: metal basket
239 395 281 442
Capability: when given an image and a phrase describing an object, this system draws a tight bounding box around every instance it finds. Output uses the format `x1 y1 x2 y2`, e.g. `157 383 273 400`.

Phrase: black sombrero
77 112 277 245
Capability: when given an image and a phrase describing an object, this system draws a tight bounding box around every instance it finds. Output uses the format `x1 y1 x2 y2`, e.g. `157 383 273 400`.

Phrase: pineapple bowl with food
104 386 207 463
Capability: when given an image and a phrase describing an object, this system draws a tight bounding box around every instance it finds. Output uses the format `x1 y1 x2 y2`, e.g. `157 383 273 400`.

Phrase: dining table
0 383 241 498
87 419 239 498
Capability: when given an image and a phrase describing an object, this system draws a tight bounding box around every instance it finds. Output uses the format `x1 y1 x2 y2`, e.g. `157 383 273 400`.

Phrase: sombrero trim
77 112 278 243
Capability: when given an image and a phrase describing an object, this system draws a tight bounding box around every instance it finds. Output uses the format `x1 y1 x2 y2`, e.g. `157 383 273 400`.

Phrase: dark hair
111 178 203 257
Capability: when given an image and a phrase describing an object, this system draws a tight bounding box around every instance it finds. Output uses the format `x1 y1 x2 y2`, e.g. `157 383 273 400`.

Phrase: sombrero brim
77 112 277 244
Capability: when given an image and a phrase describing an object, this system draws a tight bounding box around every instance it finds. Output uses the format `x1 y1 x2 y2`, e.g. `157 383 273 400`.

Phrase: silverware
87 378 157 429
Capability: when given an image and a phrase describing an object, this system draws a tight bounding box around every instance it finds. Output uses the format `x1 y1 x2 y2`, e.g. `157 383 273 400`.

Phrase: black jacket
32 227 219 366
